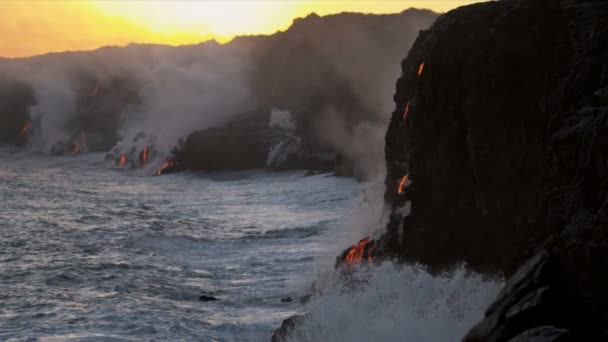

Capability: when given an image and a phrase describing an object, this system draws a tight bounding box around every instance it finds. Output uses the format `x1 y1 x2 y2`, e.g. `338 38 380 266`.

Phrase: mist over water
0 149 356 341
292 264 501 342
0 10 502 341
0 149 501 341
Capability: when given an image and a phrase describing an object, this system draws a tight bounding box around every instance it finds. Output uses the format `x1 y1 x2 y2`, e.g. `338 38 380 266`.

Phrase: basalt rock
375 0 608 339
0 79 36 145
198 295 218 302
463 251 594 342
168 110 339 174
271 314 310 342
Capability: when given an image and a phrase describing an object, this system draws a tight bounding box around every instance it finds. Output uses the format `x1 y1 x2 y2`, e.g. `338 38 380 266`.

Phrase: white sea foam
289 263 502 342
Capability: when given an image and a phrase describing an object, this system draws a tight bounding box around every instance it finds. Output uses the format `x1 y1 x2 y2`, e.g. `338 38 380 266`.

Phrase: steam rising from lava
19 120 32 136
0 43 252 162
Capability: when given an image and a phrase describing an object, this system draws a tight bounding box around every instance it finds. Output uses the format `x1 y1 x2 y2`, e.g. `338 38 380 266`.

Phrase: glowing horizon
0 0 485 58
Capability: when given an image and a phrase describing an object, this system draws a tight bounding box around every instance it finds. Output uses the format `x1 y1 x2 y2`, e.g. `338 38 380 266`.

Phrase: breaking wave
288 263 502 342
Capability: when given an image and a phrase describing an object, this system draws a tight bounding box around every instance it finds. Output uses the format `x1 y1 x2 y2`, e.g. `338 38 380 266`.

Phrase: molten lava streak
403 101 410 126
418 62 425 76
19 121 32 136
140 147 149 166
119 153 127 166
156 160 174 176
344 237 373 265
71 144 81 153
398 175 408 194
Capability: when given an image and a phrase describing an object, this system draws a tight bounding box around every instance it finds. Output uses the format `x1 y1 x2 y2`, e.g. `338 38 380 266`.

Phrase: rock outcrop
0 79 35 145
274 0 608 339
377 0 608 339
165 9 438 178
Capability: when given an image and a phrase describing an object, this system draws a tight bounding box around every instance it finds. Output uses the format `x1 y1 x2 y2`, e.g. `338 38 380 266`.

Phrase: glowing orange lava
344 237 372 265
72 144 81 153
119 153 127 166
418 62 425 77
141 147 149 166
19 120 32 136
156 160 174 176
398 175 408 194
403 101 410 126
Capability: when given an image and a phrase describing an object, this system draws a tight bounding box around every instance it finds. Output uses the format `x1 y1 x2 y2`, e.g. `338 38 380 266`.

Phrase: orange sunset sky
0 1 485 58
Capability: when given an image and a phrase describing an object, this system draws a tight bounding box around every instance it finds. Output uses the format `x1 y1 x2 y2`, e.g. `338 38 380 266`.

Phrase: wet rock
198 295 218 302
272 314 309 342
507 326 572 342
280 297 293 303
367 0 608 340
379 0 608 276
299 294 312 304
464 252 565 342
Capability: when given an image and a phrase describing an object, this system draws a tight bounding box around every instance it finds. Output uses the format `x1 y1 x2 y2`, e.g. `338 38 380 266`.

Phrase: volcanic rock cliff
275 0 608 340
379 0 608 340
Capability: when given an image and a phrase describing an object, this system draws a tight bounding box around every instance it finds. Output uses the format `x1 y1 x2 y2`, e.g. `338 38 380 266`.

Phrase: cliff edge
379 0 608 339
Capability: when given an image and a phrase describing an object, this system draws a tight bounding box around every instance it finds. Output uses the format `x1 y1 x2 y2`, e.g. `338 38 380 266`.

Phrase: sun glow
0 0 487 58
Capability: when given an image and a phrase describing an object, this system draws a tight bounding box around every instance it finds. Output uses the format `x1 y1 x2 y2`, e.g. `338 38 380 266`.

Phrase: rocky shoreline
275 0 608 340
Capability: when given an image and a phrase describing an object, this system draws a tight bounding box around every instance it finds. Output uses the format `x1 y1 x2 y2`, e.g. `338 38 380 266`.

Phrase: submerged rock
271 314 309 342
198 295 218 302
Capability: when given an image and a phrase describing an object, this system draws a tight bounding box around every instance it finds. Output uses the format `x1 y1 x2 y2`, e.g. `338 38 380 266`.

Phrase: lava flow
118 153 127 166
398 175 408 194
418 62 425 76
140 147 149 166
343 237 374 265
71 144 81 153
403 101 410 125
19 121 32 136
156 160 174 176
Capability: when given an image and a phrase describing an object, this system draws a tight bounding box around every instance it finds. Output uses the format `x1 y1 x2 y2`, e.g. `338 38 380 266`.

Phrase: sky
0 1 485 58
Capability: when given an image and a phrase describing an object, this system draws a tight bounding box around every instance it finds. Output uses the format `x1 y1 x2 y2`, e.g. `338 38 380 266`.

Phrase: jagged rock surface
376 0 608 340
273 0 608 339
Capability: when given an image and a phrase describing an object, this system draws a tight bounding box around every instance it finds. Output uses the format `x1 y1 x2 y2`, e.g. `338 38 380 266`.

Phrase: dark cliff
275 0 608 340
377 0 608 340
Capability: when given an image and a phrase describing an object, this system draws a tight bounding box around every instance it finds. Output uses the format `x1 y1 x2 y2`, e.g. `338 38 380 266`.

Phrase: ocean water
0 148 501 342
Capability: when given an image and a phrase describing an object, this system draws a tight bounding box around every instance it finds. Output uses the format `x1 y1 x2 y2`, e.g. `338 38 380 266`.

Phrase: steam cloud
0 43 252 164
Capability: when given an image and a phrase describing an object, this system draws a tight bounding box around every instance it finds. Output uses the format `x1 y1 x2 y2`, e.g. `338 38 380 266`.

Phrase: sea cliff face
379 0 608 339
275 0 608 340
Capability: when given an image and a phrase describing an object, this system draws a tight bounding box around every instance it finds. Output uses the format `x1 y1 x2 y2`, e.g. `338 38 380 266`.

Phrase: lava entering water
398 175 408 194
19 121 32 136
156 160 174 176
343 237 374 265
119 153 127 166
140 147 149 166
403 102 410 126
418 62 425 77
